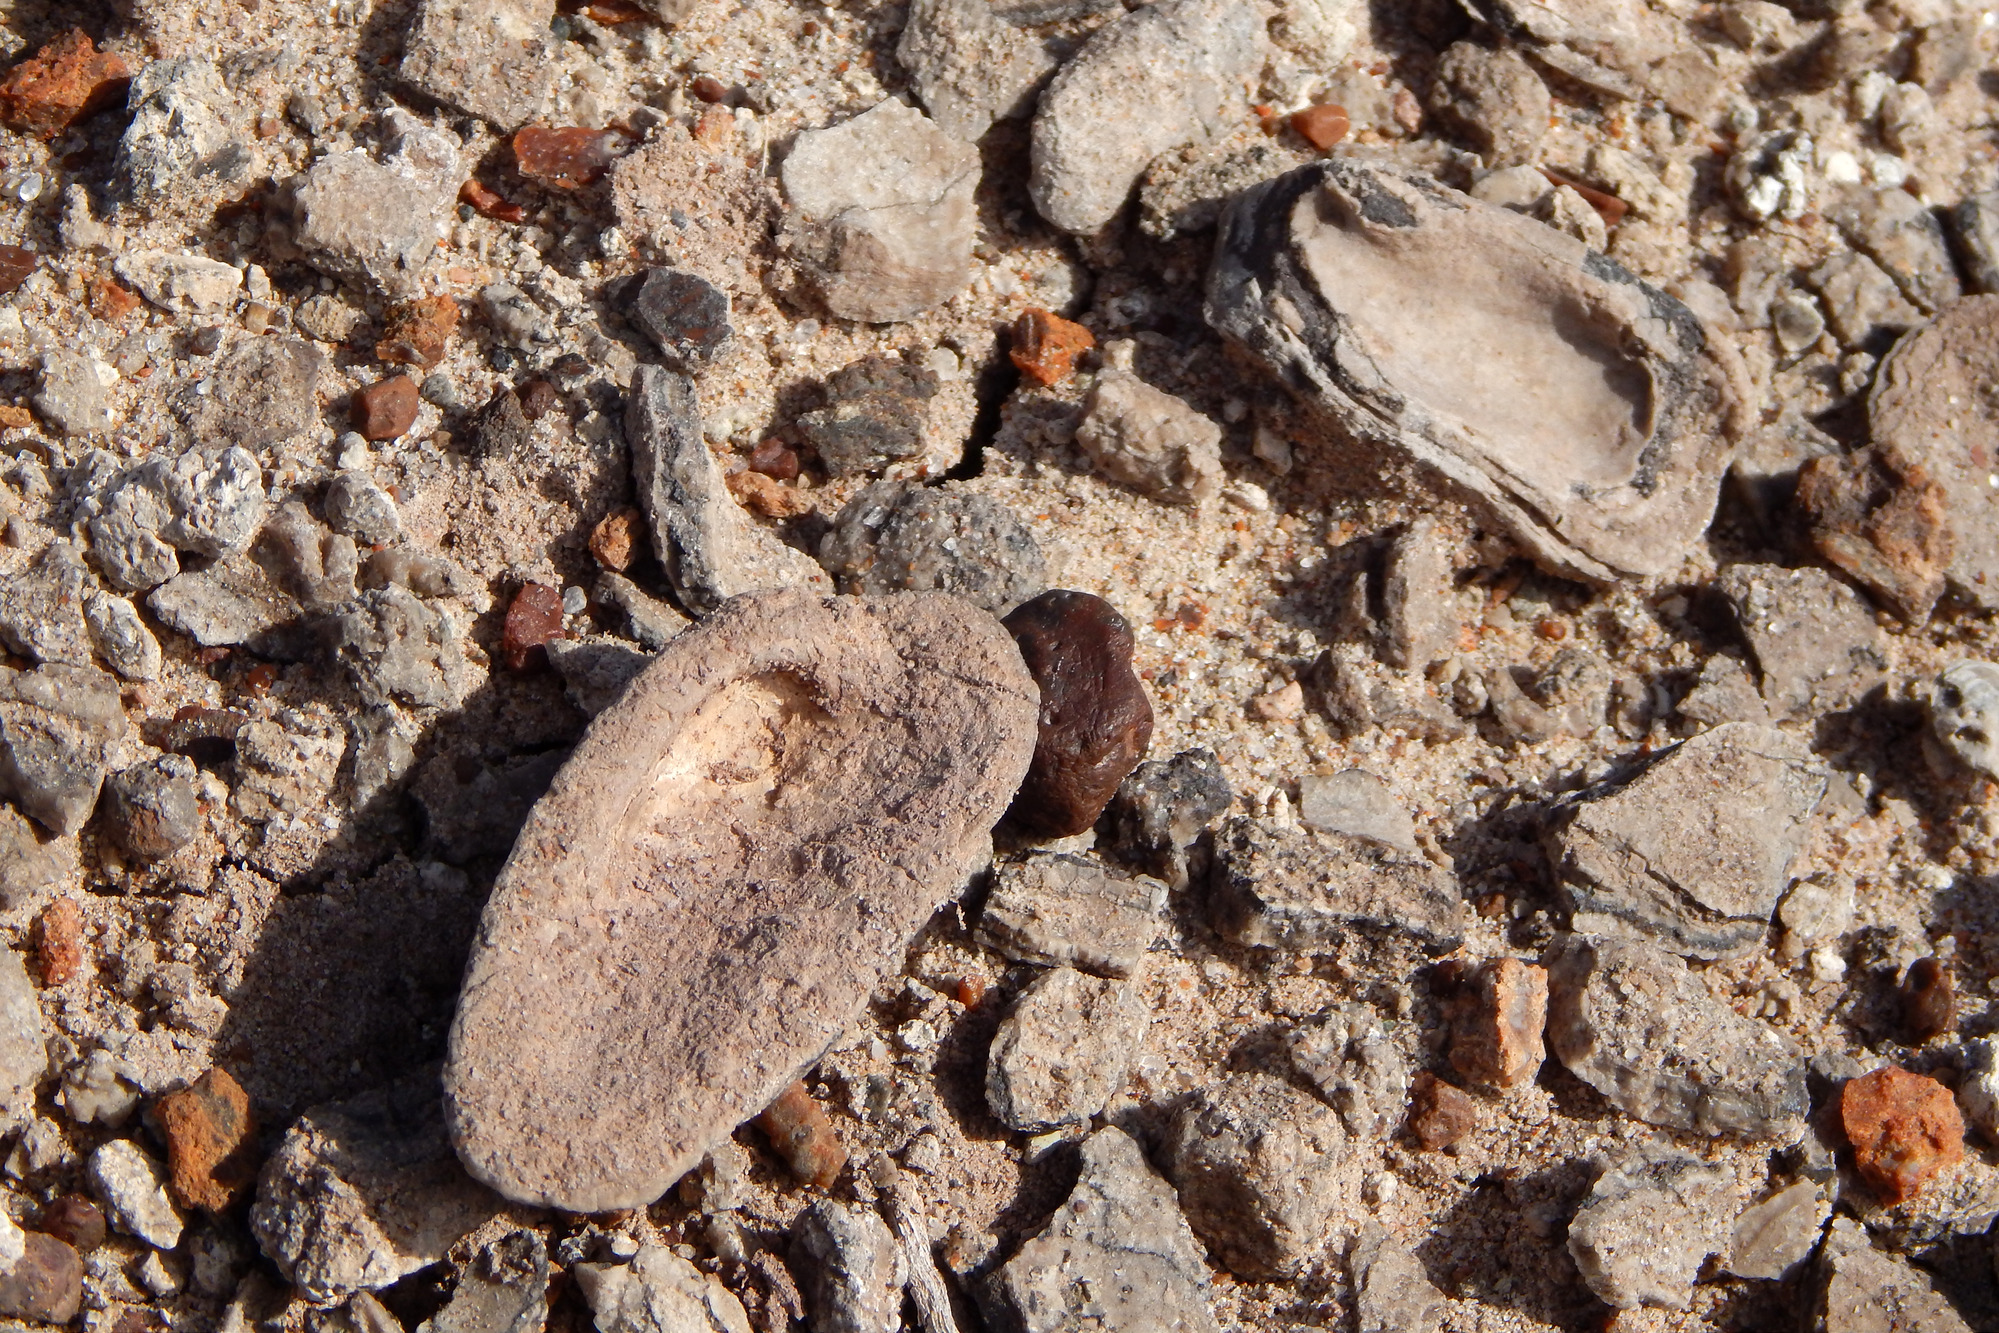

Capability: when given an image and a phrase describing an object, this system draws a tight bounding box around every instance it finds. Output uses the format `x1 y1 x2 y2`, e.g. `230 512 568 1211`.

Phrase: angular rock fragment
574 1244 754 1333
155 1066 257 1213
1100 747 1231 888
33 351 113 435
377 294 459 370
1567 1149 1740 1311
1724 1179 1828 1281
1029 0 1263 234
1074 369 1225 507
546 638 653 720
790 1201 901 1333
1010 307 1094 387
819 480 1046 616
1828 188 1961 316
0 950 46 1136
0 1216 81 1325
1931 660 1999 781
1 813 67 913
0 543 90 667
88 1141 181 1249
398 0 556 132
1814 1217 1970 1333
1545 934 1806 1140
424 1231 548 1333
114 58 246 209
781 100 978 323
324 471 402 548
623 267 732 366
976 852 1166 978
1444 957 1546 1090
1952 192 1999 295
1379 516 1460 671
1409 1072 1479 1151
102 757 200 863
1465 0 1728 116
1297 769 1416 854
1842 1066 1963 1205
1713 565 1889 718
1288 1004 1409 1139
594 572 689 650
181 337 325 450
445 590 1037 1210
289 110 460 295
114 250 242 314
627 365 829 616
1139 128 1308 242
1349 1223 1444 1333
987 966 1147 1130
84 591 161 682
148 556 300 653
757 1081 846 1190
514 126 627 191
897 0 1056 142
1544 723 1825 960
796 356 945 478
0 30 129 138
1208 159 1748 583
1427 42 1550 163
0 663 126 837
1794 445 1950 624
985 1126 1219 1333
1806 251 1923 347
325 587 467 710
1206 816 1464 950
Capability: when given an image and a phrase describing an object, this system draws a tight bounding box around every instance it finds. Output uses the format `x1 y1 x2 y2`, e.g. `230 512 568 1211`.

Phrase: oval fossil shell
1207 159 1748 582
443 589 1039 1211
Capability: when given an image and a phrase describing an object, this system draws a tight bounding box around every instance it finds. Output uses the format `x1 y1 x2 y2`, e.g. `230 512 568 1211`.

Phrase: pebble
423 1231 548 1333
1807 249 1924 349
1723 1179 1829 1281
398 0 556 132
0 663 127 836
0 542 91 667
1444 957 1547 1090
183 337 326 450
470 385 534 459
0 30 129 138
1545 934 1806 1140
985 1126 1219 1333
37 1197 103 1254
1428 42 1550 163
1841 1066 1963 1205
1379 516 1460 671
1206 816 1465 950
101 756 200 863
444 590 1037 1211
481 281 554 349
1545 723 1826 960
500 584 565 674
113 249 242 312
0 246 34 297
375 294 459 371
573 1243 754 1333
1029 0 1263 233
1100 747 1231 888
32 351 113 435
1209 157 1745 583
1009 307 1094 388
0 948 44 1140
323 470 402 548
975 852 1166 978
986 966 1148 1130
1349 1223 1444 1333
147 555 300 652
32 898 82 986
115 57 247 209
593 571 689 651
897 0 1055 142
514 125 627 191
1288 1004 1409 1140
819 480 1046 616
1952 192 1999 294
781 99 978 322
795 355 942 478
351 377 421 442
1296 768 1417 854
87 1141 182 1249
61 1049 139 1128
1290 102 1351 151
590 507 644 572
1000 590 1154 838
291 110 461 294
756 1082 847 1190
627 365 830 616
326 586 467 709
154 1066 256 1213
1566 1148 1739 1311
789 1201 902 1333
1073 369 1224 507
0 1215 81 1326
1930 660 1999 780
1794 444 1949 624
623 267 732 366
1901 957 1955 1044
1408 1072 1478 1151
1712 565 1889 718
250 1071 500 1301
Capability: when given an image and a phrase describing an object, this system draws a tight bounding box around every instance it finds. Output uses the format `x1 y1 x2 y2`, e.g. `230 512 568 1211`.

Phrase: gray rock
0 950 46 1137
1725 1179 1829 1281
1677 654 1770 729
159 446 269 557
626 365 829 615
113 249 244 313
264 501 363 610
1567 1149 1740 1311
1713 564 1888 719
33 353 112 436
84 465 179 593
1165 1073 1356 1281
0 664 126 837
593 572 690 651
398 0 557 132
1428 41 1550 163
324 472 402 547
1829 187 1961 316
1288 1004 1408 1139
88 1141 183 1249
790 1201 902 1333
1814 1217 1970 1333
250 1072 501 1302
1380 516 1459 671
985 1126 1219 1333
1207 158 1749 584
1847 1152 1999 1253
1962 1040 1999 1145
101 757 200 863
0 806 66 911
291 110 460 295
417 1231 547 1333
1205 815 1465 951
1805 251 1923 347
1029 0 1263 234
1138 128 1308 242
1349 1223 1445 1333
794 357 943 479
1468 0 1728 116
623 268 732 366
182 338 326 450
573 1244 753 1333
114 58 246 209
0 544 91 667
1932 661 1999 780
1544 722 1826 960
326 586 468 710
148 556 300 651
1545 933 1807 1140
781 99 979 323
1073 369 1223 507
819 480 1046 615
1296 769 1416 854
480 282 553 350
987 966 1148 1131
84 591 162 681
546 637 654 719
976 852 1166 978
896 0 1056 142
1100 747 1231 888
1951 191 1999 295
1487 648 1609 744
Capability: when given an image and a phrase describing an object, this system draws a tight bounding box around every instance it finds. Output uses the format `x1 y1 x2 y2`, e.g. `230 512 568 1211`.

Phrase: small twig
871 1158 960 1333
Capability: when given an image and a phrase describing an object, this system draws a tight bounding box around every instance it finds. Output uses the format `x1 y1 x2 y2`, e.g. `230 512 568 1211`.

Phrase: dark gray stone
1099 747 1231 887
624 268 731 366
795 358 940 480
0 664 126 837
819 480 1045 616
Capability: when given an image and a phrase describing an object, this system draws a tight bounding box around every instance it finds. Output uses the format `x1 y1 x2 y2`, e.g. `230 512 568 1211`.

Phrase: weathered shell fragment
444 590 1038 1211
1207 159 1748 583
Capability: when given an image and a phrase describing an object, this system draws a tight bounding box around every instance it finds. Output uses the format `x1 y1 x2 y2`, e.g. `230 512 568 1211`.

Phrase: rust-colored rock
749 439 800 482
757 1081 846 1189
375 294 459 369
1009 308 1094 388
0 1232 81 1325
1795 446 1951 622
726 469 812 520
1001 590 1153 838
1409 1072 1478 1151
1290 103 1350 150
351 376 421 441
514 126 626 191
0 31 130 139
459 178 525 224
0 246 37 298
155 1066 259 1213
589 508 642 572
501 583 565 674
37 1197 103 1253
1903 956 1955 1044
33 898 82 988
1445 957 1548 1090
518 379 560 421
87 276 139 323
1841 1065 1963 1204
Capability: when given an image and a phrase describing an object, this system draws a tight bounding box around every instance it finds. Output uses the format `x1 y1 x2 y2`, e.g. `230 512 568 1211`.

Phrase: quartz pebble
1073 369 1224 507
819 480 1046 616
88 1140 182 1249
1841 1066 1963 1205
1206 816 1464 950
1009 307 1094 387
1566 1148 1739 1311
154 1066 256 1213
986 966 1148 1130
1931 660 1999 780
1444 957 1547 1090
975 852 1166 978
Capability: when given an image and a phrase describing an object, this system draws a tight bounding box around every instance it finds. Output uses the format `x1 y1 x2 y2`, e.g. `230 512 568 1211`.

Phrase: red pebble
1289 103 1350 151
351 376 421 441
0 245 37 297
502 583 566 674
757 1081 846 1188
0 30 130 139
514 126 626 191
748 438 800 482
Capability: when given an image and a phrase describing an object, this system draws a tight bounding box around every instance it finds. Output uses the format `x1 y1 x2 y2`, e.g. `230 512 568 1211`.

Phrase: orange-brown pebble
518 379 561 422
351 376 421 441
155 1067 259 1213
1009 308 1094 388
375 294 459 369
757 1081 846 1188
514 126 626 191
0 245 37 297
726 469 813 519
1409 1071 1478 1151
1841 1064 1963 1204
87 276 139 323
37 1197 103 1253
590 507 643 572
501 583 565 674
0 31 130 139
1445 957 1548 1090
1289 103 1350 151
956 975 987 1007
33 898 82 987
748 438 800 482
0 405 34 430
459 178 525 224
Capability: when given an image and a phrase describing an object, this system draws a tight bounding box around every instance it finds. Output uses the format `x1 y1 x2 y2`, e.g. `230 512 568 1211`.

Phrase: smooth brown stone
351 376 421 441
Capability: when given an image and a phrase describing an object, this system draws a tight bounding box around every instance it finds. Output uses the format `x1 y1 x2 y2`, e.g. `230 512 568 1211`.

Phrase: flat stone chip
444 589 1038 1211
1206 159 1748 583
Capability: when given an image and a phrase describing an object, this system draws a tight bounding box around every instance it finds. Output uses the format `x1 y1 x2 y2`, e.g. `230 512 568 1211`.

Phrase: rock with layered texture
444 590 1038 1211
1567 1148 1741 1311
1206 815 1464 950
1207 159 1749 584
398 0 556 132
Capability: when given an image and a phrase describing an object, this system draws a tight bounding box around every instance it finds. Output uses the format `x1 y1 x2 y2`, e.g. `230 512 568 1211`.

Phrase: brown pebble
459 178 525 225
0 1231 81 1324
154 1066 259 1214
590 507 643 572
757 1081 846 1189
33 898 82 988
514 125 626 191
1289 102 1350 150
37 1197 104 1253
1009 308 1094 388
502 583 566 674
0 246 37 298
956 975 987 1007
351 376 421 441
0 30 130 139
1901 956 1955 1043
748 438 800 482
375 294 459 369
690 74 728 103
1796 445 1952 622
87 275 140 323
518 379 560 422
726 469 812 519
1001 590 1154 838
1445 957 1548 1090
1409 1071 1478 1151
1841 1064 1963 1204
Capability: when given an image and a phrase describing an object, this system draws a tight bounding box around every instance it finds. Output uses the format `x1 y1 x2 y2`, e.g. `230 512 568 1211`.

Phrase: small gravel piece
101 756 200 862
83 591 161 682
1296 768 1417 853
324 471 403 546
1841 1066 1964 1205
986 966 1148 1130
1713 564 1889 719
975 852 1166 978
423 1231 549 1333
623 267 732 365
1428 41 1549 163
1723 1179 1829 1281
1349 1222 1444 1333
1008 307 1094 388
593 571 689 650
33 351 113 435
154 1066 257 1213
113 57 242 209
1073 369 1224 507
794 356 941 479
574 1243 754 1333
818 480 1046 616
0 1215 81 1326
1408 1072 1478 1151
398 0 557 131
0 663 127 837
36 1197 103 1254
351 377 421 442
1931 660 1999 779
0 543 90 667
500 584 565 674
290 109 461 294
1100 747 1232 888
0 30 129 138
87 1140 182 1249
1566 1148 1740 1311
1379 516 1459 670
756 1082 847 1190
1444 957 1547 1090
789 1201 902 1333
0 949 45 1137
896 0 1055 141
1815 1217 1971 1333
1288 1003 1409 1139
1206 816 1465 950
